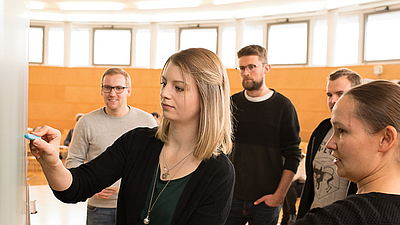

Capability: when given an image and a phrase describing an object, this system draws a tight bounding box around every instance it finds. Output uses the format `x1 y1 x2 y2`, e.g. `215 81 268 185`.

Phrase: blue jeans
87 205 116 225
225 198 282 225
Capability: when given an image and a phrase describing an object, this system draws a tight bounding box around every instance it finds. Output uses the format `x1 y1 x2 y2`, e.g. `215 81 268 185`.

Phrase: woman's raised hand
29 125 61 166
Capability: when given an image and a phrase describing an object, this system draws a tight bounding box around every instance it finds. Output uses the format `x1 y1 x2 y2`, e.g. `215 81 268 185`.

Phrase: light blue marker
24 133 42 140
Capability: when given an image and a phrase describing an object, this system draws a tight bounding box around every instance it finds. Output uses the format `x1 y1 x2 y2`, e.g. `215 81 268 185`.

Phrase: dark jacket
53 127 235 225
297 118 357 219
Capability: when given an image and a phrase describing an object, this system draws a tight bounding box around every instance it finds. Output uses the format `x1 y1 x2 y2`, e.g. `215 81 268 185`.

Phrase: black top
53 127 235 225
295 192 400 225
230 90 301 201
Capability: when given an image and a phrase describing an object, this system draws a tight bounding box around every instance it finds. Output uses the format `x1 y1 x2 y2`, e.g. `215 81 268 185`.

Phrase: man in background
63 113 84 146
226 45 302 225
65 67 157 225
297 68 362 219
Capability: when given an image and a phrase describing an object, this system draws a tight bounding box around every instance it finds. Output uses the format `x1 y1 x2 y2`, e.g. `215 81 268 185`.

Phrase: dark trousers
225 197 282 225
281 180 304 225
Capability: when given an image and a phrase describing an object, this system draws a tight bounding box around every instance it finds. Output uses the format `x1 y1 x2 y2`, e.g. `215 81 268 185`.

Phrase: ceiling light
213 0 252 5
59 2 124 11
236 3 324 18
66 14 149 22
150 11 233 22
30 1 45 10
30 12 64 21
325 0 381 10
137 0 200 10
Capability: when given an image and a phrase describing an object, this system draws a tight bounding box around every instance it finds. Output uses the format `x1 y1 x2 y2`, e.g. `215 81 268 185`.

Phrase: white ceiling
30 0 397 23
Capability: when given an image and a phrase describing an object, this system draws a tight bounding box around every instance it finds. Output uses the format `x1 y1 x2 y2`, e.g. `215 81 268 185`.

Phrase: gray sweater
65 106 157 208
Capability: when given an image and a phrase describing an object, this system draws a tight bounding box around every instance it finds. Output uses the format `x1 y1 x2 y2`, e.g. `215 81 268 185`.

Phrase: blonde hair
101 67 131 87
155 48 233 160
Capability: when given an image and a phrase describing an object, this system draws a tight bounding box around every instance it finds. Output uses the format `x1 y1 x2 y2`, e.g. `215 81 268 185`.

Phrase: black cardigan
53 127 235 225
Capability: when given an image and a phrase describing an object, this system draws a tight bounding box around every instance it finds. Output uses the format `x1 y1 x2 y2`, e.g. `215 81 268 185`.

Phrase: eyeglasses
101 85 129 94
236 64 263 73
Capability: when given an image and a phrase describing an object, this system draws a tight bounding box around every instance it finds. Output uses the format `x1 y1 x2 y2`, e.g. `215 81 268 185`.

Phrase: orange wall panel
28 64 400 143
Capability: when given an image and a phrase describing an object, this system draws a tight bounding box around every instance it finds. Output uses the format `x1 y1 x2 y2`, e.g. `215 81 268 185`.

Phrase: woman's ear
378 126 397 153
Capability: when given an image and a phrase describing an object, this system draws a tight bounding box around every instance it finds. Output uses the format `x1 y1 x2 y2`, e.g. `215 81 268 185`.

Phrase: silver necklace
143 154 192 224
162 149 193 179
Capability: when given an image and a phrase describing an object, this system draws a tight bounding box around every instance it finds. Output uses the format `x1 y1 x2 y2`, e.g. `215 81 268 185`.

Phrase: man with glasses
65 67 157 225
226 45 302 225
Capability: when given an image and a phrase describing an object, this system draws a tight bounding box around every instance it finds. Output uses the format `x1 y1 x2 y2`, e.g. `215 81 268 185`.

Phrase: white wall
0 0 29 224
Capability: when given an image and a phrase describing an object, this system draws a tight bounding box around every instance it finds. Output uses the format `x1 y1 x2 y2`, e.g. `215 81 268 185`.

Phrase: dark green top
139 165 192 225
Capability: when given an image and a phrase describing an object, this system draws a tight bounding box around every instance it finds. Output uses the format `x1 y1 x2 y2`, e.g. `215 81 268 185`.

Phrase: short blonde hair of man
155 48 233 161
101 67 131 87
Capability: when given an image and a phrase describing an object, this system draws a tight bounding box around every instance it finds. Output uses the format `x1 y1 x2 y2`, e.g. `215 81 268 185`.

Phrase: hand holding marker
25 133 42 140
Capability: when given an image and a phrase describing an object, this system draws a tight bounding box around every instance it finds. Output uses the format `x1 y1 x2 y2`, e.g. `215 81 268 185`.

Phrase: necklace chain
162 149 193 179
144 152 192 224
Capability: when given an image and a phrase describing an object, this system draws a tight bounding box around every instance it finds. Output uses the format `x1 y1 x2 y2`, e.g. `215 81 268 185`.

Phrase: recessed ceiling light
59 2 124 11
137 0 200 10
30 12 64 21
30 1 45 10
213 0 252 5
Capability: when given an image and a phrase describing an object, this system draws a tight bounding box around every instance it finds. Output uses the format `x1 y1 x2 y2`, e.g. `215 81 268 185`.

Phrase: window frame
70 27 91 67
92 28 133 66
29 26 45 64
362 9 400 63
266 20 310 66
47 26 65 66
178 26 219 54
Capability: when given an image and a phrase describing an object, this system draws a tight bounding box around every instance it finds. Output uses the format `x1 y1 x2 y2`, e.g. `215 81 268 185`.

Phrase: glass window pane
29 27 44 63
135 28 150 68
365 10 400 61
156 28 176 69
70 28 89 67
268 22 308 65
335 16 359 65
221 26 236 68
243 25 263 47
48 27 64 66
312 20 327 66
180 28 218 53
93 29 131 65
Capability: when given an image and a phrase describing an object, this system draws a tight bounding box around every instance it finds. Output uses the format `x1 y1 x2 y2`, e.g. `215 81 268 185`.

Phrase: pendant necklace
162 149 194 179
143 152 192 225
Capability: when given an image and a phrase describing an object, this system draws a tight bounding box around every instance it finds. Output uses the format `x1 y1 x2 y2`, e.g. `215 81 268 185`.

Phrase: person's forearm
39 159 73 191
274 169 295 201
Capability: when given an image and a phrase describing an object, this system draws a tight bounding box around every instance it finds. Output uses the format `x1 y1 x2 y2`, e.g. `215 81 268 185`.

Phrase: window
70 28 89 67
135 28 150 68
364 10 400 62
179 27 218 53
267 22 308 65
48 27 64 66
29 26 44 64
312 20 327 66
156 28 176 68
335 15 359 65
243 25 263 47
221 26 236 68
93 28 131 66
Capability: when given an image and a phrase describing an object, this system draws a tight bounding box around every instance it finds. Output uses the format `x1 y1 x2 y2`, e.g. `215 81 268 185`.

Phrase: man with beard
226 45 302 225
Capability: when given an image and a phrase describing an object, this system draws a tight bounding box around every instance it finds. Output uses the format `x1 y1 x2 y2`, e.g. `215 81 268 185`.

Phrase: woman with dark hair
295 80 400 224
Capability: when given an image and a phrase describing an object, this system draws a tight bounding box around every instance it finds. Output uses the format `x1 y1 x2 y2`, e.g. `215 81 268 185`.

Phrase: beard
242 79 263 91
